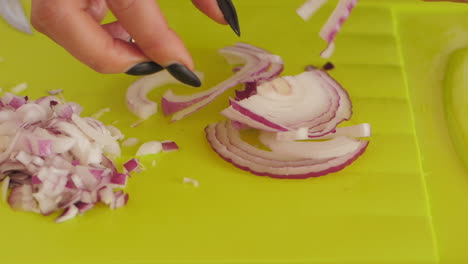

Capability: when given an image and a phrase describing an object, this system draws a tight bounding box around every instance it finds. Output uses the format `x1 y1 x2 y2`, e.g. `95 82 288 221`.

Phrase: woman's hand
31 0 240 87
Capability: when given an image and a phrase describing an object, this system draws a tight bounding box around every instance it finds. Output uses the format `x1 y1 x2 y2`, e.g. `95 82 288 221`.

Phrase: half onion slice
221 70 352 138
161 43 284 122
205 121 369 179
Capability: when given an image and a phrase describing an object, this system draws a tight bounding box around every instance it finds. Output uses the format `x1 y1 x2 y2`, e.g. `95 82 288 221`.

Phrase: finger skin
31 0 148 73
106 0 194 69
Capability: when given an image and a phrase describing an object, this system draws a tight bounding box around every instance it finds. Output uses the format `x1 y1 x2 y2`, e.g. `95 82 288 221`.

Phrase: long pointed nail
166 63 202 87
217 0 241 37
126 62 164 76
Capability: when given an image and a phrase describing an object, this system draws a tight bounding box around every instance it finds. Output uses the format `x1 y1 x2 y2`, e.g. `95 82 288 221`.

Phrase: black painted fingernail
125 62 164 76
166 63 202 87
217 0 241 37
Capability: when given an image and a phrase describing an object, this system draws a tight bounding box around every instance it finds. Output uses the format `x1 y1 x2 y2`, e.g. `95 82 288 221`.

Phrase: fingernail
217 0 241 37
166 63 202 87
125 62 164 76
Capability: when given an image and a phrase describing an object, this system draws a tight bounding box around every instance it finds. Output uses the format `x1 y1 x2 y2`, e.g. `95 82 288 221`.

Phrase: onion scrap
297 0 358 59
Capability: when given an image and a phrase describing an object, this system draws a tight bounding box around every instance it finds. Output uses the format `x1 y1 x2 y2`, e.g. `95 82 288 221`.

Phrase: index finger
106 0 193 69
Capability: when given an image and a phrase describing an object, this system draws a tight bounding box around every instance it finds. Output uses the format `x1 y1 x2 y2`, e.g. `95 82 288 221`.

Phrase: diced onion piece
122 137 139 147
123 159 140 173
136 141 162 156
47 89 63 95
161 141 179 152
10 82 28 94
296 0 328 21
183 177 199 188
55 205 79 223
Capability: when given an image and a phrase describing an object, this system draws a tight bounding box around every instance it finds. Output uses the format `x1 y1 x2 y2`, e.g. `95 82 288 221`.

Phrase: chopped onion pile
297 0 358 59
0 93 139 223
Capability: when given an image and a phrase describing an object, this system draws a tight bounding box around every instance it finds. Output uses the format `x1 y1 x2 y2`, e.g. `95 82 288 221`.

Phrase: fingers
85 0 108 22
106 0 201 86
193 0 241 36
106 0 193 69
31 0 148 74
191 0 227 25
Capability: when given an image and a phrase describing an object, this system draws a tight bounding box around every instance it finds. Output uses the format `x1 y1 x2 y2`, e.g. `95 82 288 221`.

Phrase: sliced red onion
319 0 357 59
0 0 33 34
122 137 139 147
55 205 79 223
296 0 328 21
277 123 371 140
161 141 179 152
222 70 351 137
1 176 9 202
205 121 369 179
161 43 284 121
183 177 199 188
136 141 162 156
126 70 204 120
259 133 363 160
123 159 140 173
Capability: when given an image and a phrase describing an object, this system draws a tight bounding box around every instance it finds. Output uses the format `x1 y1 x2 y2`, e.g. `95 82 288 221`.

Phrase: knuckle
31 0 62 31
106 0 137 12
89 59 114 74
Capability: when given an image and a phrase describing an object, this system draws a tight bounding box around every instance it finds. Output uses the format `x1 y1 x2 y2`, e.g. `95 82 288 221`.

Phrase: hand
31 0 240 87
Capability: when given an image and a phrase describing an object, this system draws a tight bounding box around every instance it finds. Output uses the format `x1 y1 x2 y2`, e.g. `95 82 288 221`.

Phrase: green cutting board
0 0 466 263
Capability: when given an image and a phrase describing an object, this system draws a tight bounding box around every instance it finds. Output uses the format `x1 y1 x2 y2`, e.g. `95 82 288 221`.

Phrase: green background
0 0 467 263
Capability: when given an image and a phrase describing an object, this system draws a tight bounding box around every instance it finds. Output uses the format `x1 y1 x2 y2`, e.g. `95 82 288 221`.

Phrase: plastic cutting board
0 0 466 263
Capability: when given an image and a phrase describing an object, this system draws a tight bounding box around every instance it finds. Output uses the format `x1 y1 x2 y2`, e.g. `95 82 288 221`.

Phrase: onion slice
276 123 371 140
161 43 284 122
126 70 204 120
205 121 369 179
319 0 357 58
296 0 328 21
221 70 352 137
136 141 162 156
259 132 363 160
297 0 358 59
